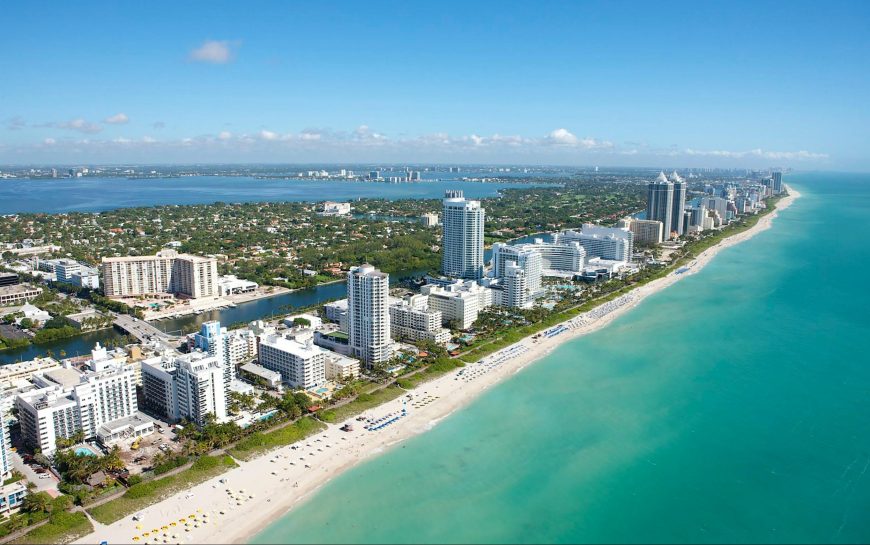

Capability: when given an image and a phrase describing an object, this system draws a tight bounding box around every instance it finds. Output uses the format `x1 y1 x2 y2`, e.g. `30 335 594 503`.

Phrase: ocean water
252 173 870 544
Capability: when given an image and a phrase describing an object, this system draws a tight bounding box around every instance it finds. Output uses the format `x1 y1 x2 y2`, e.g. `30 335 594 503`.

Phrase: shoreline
77 187 799 545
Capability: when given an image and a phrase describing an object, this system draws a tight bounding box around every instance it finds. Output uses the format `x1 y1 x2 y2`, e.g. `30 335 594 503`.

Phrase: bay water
252 173 870 544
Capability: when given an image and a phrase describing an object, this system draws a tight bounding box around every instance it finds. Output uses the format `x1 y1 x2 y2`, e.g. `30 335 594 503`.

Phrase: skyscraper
347 264 393 366
772 171 783 194
669 171 687 237
441 190 485 280
647 172 674 240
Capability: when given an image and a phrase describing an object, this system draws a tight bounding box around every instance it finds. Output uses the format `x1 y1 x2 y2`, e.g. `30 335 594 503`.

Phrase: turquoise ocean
253 173 870 544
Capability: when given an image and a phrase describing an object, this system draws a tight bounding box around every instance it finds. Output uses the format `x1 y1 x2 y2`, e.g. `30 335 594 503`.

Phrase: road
112 313 178 349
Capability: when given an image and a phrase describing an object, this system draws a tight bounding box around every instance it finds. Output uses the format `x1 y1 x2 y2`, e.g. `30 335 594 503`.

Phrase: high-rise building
647 172 674 240
0 400 12 480
347 264 393 366
192 321 236 403
617 218 664 246
490 244 543 294
141 351 227 427
503 262 532 308
258 332 326 389
441 190 485 280
669 171 687 237
101 250 219 299
555 225 633 262
772 171 783 194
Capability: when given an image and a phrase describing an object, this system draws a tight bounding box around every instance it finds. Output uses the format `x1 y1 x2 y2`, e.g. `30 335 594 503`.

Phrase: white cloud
40 118 103 134
543 128 614 149
104 112 129 124
189 40 239 64
546 128 579 145
9 124 830 166
684 147 829 160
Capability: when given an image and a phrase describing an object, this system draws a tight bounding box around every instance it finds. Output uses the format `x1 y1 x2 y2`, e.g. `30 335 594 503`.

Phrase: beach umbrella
133 537 141 542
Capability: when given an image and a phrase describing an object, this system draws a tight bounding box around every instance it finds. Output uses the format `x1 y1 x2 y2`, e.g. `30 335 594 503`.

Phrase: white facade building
324 354 361 381
16 346 137 454
421 213 439 227
555 225 633 263
490 244 543 296
347 265 393 366
258 333 326 389
140 351 227 427
389 294 451 345
421 280 493 330
54 260 82 284
217 275 258 296
441 190 485 280
101 250 219 299
617 218 664 246
321 201 352 216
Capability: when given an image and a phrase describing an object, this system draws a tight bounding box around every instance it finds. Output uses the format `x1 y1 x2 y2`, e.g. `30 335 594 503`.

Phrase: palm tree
21 492 51 514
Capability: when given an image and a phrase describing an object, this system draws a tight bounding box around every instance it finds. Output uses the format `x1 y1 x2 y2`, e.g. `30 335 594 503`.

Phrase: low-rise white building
0 482 27 517
320 201 352 216
324 353 361 381
283 313 323 330
217 275 258 296
239 363 283 389
96 412 155 447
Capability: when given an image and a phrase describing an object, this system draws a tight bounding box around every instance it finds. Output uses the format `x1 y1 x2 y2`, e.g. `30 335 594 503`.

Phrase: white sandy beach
76 188 799 545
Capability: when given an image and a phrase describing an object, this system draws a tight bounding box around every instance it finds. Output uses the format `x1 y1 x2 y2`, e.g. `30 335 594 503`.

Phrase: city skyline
1 1 868 169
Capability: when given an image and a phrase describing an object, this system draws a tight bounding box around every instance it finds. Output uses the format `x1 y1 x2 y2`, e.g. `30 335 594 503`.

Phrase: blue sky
1 0 868 169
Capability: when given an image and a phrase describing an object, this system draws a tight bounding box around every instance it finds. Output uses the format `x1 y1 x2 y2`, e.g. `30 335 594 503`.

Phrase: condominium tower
101 250 219 298
441 190 485 280
347 264 393 366
647 172 674 240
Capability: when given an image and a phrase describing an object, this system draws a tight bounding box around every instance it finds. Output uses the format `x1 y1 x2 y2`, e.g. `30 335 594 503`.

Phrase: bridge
113 314 180 348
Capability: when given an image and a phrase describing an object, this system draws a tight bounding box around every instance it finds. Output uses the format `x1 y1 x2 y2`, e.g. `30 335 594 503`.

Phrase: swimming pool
75 446 96 456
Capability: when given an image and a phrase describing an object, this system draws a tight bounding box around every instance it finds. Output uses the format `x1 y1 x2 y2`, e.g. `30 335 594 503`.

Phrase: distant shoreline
77 186 800 545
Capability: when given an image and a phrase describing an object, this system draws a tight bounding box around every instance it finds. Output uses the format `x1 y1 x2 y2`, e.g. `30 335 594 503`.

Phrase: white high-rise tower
347 264 393 366
441 190 485 280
